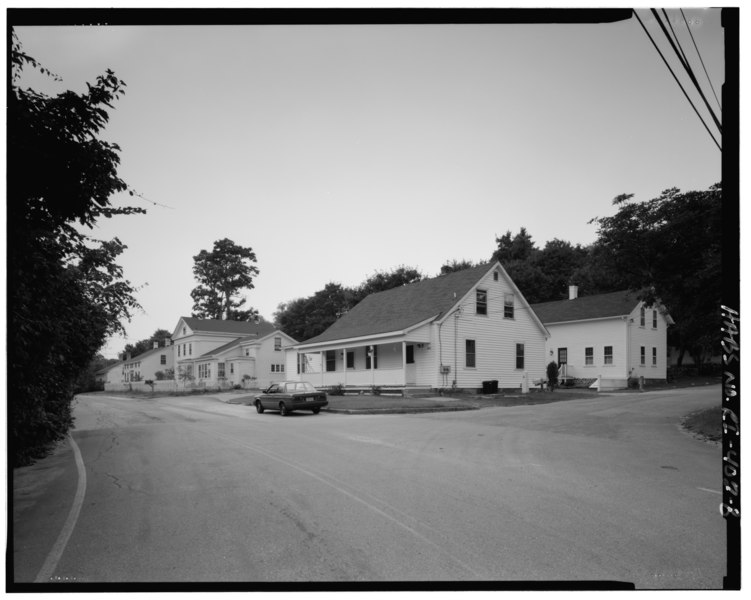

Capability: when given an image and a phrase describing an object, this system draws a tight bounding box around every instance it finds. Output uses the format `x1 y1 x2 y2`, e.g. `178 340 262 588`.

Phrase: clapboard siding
544 319 628 380
432 267 546 389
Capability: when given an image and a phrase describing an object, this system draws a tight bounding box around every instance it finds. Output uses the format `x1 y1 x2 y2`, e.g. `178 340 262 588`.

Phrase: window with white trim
476 289 487 315
640 306 646 327
652 310 658 329
652 347 657 366
640 346 646 365
604 346 613 365
504 294 514 319
274 336 282 351
585 347 594 365
326 350 336 372
515 343 524 370
466 340 476 368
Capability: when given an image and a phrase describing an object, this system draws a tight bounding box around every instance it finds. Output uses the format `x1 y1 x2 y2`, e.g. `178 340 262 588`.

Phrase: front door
557 348 568 378
405 344 416 385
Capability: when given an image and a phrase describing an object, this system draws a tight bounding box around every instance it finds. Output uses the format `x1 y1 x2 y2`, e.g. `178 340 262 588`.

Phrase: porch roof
297 263 494 348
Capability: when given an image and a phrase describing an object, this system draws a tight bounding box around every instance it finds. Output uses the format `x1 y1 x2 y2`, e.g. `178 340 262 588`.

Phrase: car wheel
255 401 264 414
279 402 289 416
312 407 320 414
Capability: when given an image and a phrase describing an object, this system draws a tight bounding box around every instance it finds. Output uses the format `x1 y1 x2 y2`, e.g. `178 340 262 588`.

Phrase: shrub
546 361 558 390
329 384 345 396
371 385 382 396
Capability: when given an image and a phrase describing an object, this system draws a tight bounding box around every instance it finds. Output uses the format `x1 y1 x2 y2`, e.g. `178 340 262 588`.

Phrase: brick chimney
569 285 579 300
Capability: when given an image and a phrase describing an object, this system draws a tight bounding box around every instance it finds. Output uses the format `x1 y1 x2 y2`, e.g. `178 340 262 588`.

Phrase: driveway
11 385 725 588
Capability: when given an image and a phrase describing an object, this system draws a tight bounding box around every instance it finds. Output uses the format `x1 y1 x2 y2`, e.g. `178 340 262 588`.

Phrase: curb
324 406 479 415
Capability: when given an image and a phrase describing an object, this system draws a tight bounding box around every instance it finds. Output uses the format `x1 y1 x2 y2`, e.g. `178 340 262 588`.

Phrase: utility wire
661 8 692 73
680 7 722 115
651 9 722 135
633 10 721 151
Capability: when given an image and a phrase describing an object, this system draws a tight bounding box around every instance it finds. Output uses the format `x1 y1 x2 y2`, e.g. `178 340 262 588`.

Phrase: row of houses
98 262 672 392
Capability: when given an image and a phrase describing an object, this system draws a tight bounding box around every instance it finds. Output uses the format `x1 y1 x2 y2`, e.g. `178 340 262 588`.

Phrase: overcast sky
13 8 725 359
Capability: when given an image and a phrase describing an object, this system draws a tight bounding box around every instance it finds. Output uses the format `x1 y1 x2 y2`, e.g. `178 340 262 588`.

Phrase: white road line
34 433 87 583
698 487 721 495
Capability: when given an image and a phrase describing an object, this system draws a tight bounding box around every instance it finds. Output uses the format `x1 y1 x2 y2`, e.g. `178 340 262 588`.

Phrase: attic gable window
504 294 515 319
274 336 282 351
476 290 488 315
640 306 646 327
493 271 499 281
652 310 658 329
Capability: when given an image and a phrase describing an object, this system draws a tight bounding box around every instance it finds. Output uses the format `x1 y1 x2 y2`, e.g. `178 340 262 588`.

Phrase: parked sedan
254 381 328 416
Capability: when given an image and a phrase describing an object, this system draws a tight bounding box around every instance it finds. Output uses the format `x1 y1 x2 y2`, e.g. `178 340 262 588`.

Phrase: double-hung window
346 351 355 369
640 306 646 327
652 310 658 329
504 294 515 319
640 346 646 365
515 343 525 369
604 346 613 365
652 347 657 366
476 290 487 315
466 340 476 368
585 347 594 365
274 337 282 351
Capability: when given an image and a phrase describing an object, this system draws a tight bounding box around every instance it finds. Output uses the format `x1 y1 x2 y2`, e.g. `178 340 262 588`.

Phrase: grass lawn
324 389 597 413
682 406 722 442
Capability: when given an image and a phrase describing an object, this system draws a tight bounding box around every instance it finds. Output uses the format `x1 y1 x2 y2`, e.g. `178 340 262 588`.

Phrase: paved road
12 386 726 588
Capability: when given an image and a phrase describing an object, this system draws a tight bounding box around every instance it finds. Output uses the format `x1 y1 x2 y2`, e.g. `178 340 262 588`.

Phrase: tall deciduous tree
589 184 722 368
122 328 172 358
8 34 144 465
190 238 260 320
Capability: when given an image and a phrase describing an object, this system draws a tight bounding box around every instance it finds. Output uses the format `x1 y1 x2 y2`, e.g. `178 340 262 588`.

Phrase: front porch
294 339 431 389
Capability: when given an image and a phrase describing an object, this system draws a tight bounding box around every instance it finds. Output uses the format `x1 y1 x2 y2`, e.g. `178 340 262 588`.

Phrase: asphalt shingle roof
197 334 259 358
530 290 639 324
180 317 276 337
299 263 495 345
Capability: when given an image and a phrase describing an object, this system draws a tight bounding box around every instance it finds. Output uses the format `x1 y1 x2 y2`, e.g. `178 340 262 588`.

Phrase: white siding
627 303 669 380
432 267 547 389
544 318 628 381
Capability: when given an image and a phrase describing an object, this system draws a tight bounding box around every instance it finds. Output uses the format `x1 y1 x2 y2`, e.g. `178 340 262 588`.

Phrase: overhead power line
651 9 722 135
680 8 722 115
633 9 721 152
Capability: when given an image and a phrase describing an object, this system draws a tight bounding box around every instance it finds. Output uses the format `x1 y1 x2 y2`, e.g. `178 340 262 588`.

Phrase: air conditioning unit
440 365 450 374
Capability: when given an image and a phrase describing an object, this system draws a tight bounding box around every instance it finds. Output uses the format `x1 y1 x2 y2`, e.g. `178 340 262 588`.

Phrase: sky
12 7 727 359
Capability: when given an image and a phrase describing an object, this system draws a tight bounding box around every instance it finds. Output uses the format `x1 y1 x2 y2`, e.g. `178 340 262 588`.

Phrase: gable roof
530 290 642 324
299 263 498 346
195 329 298 359
178 317 276 337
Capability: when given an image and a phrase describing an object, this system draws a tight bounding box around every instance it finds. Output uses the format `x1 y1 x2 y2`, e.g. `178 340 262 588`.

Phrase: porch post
320 351 324 387
369 345 375 387
402 341 407 386
342 348 347 387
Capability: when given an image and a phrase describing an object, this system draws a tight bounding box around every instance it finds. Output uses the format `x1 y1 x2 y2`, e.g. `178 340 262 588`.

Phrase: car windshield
284 382 316 393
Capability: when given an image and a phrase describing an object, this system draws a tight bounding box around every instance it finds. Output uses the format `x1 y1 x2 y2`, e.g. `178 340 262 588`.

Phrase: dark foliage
190 238 260 320
8 34 144 466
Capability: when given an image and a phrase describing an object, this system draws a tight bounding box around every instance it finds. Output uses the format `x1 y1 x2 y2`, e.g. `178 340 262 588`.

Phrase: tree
439 259 477 275
353 266 423 303
589 185 722 369
190 238 260 320
122 328 172 358
274 283 356 342
8 34 144 466
493 227 536 263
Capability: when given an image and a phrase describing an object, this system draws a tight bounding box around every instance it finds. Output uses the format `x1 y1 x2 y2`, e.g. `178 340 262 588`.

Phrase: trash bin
482 380 499 394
